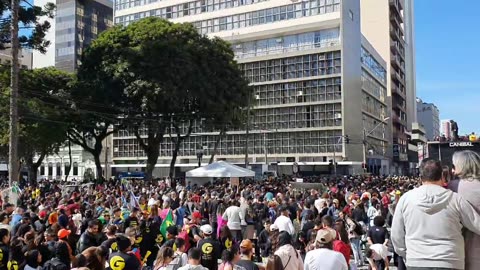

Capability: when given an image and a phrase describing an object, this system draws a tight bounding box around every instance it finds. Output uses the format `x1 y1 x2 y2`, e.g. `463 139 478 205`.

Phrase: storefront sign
449 142 474 147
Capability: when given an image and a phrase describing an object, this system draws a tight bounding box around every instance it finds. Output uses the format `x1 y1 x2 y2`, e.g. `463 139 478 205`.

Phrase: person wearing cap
58 228 77 264
108 234 141 270
12 212 31 237
303 229 347 270
236 239 259 270
273 205 294 236
197 224 221 270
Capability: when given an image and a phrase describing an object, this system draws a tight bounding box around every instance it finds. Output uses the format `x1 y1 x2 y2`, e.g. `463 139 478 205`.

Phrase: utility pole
9 0 20 186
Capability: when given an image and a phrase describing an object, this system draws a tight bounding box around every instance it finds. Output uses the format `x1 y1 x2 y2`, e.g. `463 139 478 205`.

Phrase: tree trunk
209 128 226 164
168 137 181 179
65 140 72 182
135 127 164 181
145 144 160 181
169 121 193 178
93 153 102 180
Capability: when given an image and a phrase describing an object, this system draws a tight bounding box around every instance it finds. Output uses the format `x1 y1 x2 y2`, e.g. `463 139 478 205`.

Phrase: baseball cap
58 229 71 239
315 229 334 244
270 224 279 231
192 212 202 219
200 224 213 235
240 239 253 250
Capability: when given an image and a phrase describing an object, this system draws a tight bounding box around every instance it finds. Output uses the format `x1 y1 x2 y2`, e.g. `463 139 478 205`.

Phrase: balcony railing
234 40 341 60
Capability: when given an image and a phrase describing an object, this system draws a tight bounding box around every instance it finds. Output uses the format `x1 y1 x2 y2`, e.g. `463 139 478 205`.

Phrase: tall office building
113 0 390 176
360 0 416 174
416 98 440 141
441 120 452 139
33 0 113 71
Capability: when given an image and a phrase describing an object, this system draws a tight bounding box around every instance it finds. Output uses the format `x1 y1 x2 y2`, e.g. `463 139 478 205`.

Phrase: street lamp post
363 117 390 172
333 136 343 176
196 148 204 168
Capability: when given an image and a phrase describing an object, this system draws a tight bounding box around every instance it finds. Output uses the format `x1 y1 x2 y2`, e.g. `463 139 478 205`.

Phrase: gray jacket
449 179 480 270
391 184 480 270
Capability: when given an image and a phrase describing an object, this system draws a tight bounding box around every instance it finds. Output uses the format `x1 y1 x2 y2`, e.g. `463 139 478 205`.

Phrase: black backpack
352 219 365 235
42 258 68 270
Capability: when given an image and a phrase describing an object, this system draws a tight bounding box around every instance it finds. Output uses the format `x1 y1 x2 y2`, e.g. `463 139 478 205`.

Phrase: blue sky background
415 1 479 135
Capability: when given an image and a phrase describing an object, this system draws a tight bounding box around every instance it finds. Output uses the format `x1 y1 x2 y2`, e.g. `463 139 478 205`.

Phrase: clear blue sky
416 1 480 135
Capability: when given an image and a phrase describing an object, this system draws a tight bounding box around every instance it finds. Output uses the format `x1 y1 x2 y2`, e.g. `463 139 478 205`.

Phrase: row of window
116 0 341 35
363 93 386 121
361 47 386 83
252 103 342 130
361 70 386 103
232 28 340 59
253 78 342 107
116 0 266 11
112 130 343 157
241 51 341 83
39 163 79 176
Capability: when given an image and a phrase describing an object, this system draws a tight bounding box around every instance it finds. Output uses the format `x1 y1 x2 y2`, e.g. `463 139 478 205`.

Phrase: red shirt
333 240 351 264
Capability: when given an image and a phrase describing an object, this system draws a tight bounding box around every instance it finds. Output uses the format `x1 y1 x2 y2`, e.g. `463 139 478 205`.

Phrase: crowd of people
0 150 479 270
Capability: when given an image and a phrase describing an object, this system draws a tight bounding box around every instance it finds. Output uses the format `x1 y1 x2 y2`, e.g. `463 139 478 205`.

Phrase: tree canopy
0 66 72 180
78 17 252 179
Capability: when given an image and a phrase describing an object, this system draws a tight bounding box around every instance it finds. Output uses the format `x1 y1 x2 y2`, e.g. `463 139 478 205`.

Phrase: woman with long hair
153 246 175 270
219 225 234 252
219 246 240 270
333 219 351 266
273 231 304 270
24 250 42 270
449 150 480 270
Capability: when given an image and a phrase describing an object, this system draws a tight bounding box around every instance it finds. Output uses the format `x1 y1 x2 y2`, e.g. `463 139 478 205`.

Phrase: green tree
0 0 55 52
0 66 72 181
79 17 251 180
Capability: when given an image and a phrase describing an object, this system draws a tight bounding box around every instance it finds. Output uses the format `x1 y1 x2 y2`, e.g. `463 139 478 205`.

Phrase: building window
73 162 78 176
65 162 71 175
56 162 62 177
48 163 53 177
40 165 45 176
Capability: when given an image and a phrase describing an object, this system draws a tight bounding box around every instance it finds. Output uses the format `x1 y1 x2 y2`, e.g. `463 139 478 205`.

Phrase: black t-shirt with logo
197 238 221 270
124 216 139 229
0 243 8 270
108 251 140 270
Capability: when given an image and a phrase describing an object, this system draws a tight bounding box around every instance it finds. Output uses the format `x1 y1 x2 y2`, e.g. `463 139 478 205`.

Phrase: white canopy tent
185 161 255 186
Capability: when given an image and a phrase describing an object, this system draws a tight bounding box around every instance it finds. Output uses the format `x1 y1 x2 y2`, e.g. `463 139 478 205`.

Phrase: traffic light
344 135 350 144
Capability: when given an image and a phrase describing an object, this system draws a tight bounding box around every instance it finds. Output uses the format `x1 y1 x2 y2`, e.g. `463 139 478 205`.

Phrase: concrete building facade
33 0 113 71
112 0 391 176
441 119 452 139
416 98 440 141
360 0 416 174
0 49 33 69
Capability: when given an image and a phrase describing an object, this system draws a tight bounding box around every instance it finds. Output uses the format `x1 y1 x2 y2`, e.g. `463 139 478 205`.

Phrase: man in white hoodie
391 158 480 270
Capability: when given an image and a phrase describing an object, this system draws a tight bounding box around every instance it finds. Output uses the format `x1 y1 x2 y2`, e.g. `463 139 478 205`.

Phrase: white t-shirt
369 243 388 261
274 215 295 235
304 248 348 270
